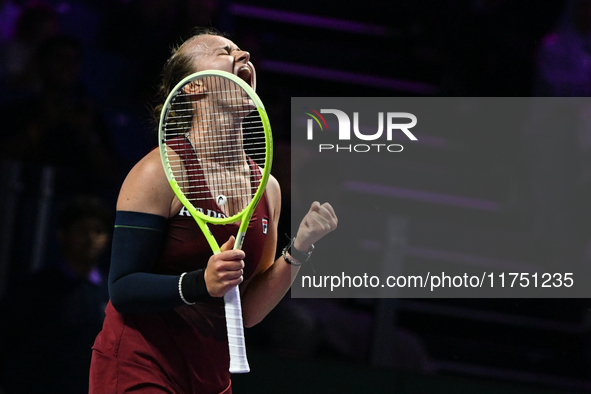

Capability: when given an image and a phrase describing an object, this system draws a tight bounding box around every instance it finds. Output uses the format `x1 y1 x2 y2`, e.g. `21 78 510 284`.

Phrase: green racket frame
158 70 273 373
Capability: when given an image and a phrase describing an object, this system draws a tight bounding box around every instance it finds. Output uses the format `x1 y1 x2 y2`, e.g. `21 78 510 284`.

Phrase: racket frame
158 70 273 373
159 70 273 251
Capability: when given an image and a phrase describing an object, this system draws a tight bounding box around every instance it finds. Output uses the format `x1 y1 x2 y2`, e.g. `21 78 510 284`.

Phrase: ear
182 80 206 95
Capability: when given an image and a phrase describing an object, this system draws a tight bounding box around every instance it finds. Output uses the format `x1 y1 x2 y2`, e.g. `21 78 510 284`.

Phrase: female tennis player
89 31 337 394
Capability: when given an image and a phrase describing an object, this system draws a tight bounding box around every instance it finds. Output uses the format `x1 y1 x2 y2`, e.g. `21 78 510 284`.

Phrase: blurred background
1 0 591 393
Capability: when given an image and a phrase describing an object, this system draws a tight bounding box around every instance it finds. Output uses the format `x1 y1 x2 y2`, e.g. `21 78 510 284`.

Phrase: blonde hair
153 28 225 124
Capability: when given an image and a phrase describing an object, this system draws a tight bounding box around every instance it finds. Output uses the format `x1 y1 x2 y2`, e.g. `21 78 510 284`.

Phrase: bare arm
117 149 177 216
240 175 287 327
240 176 338 327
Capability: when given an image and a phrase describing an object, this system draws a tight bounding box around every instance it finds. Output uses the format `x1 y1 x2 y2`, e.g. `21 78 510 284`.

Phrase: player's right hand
204 236 245 297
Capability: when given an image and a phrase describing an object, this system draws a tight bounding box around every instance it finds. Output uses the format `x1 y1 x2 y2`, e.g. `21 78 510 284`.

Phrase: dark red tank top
92 138 270 393
156 136 270 280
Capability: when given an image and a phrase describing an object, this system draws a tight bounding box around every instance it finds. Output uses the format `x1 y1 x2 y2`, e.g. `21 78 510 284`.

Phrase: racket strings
172 183 256 194
166 116 264 134
171 105 256 114
167 150 265 163
163 75 267 217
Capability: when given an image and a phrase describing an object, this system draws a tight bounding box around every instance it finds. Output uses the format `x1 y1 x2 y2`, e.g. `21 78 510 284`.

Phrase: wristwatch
282 237 314 266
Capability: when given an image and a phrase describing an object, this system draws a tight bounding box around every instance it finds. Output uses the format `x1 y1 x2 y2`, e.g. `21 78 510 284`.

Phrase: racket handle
224 286 250 373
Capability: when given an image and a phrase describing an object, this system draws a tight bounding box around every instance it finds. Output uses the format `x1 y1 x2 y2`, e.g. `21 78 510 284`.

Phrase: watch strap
282 236 314 264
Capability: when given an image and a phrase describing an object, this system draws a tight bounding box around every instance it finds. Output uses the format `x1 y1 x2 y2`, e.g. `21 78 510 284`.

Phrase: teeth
237 67 252 84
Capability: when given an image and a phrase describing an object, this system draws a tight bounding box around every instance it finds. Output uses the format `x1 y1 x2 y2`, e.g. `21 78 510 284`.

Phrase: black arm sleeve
108 211 211 314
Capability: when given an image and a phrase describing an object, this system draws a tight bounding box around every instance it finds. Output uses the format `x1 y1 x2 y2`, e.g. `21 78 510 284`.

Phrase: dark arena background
1 0 591 393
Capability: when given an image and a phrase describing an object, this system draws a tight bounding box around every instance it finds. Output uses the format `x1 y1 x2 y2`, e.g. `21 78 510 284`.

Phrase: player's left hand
294 201 338 252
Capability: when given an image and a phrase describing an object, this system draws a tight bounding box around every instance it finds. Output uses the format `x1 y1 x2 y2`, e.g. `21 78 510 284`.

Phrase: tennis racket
158 70 273 373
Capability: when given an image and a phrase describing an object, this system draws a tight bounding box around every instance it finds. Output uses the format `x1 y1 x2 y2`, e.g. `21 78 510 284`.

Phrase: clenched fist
294 201 338 252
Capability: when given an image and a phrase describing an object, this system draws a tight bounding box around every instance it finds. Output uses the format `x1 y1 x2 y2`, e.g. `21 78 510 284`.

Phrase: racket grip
224 286 250 373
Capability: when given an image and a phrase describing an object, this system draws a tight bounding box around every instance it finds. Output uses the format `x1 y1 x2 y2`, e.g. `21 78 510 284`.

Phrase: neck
188 127 246 166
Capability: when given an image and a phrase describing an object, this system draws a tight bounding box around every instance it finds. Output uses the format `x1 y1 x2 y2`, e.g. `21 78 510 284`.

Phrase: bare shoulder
117 148 177 217
265 174 281 222
265 174 281 198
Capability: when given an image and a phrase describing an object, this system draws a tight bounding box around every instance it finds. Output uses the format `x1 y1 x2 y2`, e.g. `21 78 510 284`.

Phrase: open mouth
237 66 252 88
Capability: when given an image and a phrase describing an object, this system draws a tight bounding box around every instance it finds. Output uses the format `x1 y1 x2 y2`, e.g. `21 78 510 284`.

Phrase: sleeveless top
91 137 271 393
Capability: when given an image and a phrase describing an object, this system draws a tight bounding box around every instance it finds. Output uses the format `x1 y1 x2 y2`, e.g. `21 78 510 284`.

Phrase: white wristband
178 272 195 305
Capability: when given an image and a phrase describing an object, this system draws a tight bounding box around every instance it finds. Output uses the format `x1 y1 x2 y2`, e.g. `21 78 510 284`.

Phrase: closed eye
219 45 240 55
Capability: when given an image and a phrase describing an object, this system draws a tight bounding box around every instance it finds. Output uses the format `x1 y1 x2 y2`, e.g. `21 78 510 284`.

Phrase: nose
235 50 250 63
